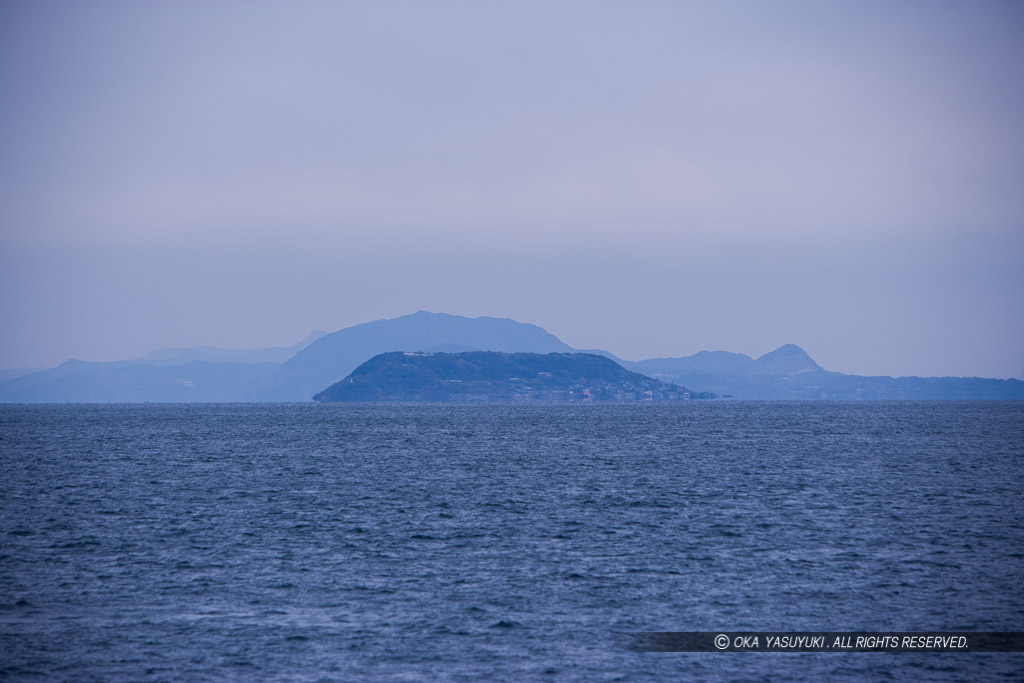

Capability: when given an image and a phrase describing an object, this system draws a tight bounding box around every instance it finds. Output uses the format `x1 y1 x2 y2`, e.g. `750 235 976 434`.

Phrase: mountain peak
763 343 810 356
753 344 822 375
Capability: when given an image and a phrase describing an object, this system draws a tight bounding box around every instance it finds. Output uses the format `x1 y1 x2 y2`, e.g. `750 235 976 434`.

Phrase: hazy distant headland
1 311 1021 402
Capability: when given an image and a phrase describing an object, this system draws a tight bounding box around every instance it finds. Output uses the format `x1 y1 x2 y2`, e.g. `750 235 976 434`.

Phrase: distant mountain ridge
0 358 278 403
137 330 327 365
624 344 1022 400
0 312 574 403
1 311 1021 402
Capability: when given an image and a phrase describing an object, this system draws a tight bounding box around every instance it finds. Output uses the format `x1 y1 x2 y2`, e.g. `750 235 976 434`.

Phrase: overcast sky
1 0 1022 378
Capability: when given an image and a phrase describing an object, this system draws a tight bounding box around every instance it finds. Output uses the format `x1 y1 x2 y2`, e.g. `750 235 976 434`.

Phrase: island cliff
312 351 714 402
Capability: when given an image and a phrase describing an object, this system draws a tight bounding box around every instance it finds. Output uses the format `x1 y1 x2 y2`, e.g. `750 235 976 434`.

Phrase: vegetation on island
313 351 715 402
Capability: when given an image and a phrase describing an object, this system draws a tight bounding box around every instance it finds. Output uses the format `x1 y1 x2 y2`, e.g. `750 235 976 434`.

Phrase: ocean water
1 402 1022 681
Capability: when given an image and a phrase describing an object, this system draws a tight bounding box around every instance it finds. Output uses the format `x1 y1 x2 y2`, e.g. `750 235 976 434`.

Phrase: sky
1 0 1022 378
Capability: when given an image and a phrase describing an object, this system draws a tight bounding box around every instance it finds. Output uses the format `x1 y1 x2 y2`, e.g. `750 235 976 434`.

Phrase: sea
1 402 1022 681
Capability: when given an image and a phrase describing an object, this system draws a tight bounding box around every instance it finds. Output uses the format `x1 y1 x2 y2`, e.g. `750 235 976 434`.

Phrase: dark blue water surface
2 402 1023 681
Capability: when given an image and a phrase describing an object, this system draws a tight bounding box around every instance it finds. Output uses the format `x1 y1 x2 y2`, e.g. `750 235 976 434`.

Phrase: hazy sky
1 0 1022 378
